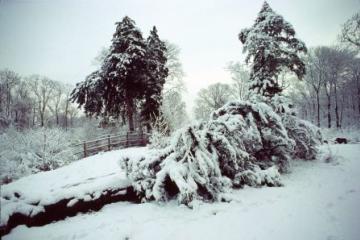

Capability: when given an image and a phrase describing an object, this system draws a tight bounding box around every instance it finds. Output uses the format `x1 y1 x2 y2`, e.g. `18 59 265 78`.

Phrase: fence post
107 135 111 151
83 141 87 158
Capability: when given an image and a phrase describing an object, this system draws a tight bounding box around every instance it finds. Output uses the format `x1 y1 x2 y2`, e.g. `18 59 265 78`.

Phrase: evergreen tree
71 16 147 131
71 70 104 117
239 1 307 98
102 16 147 131
141 26 168 131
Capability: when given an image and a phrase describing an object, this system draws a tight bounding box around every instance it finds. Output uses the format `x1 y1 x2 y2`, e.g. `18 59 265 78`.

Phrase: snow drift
122 100 322 204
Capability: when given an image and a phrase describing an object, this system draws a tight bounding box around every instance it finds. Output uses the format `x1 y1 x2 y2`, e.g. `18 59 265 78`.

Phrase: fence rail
71 132 149 159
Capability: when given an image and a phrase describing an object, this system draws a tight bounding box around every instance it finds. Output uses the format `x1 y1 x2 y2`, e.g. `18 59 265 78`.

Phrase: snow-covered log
0 148 146 237
121 101 294 204
0 186 137 236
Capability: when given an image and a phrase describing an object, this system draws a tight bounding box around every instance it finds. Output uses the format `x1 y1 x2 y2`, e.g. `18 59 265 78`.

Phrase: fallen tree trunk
0 186 139 236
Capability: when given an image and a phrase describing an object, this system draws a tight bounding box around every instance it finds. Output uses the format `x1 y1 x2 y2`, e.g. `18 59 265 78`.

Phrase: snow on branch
120 100 319 205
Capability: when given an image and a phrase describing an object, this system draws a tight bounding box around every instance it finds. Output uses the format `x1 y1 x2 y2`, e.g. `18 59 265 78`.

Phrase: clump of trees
121 1 322 205
71 17 169 132
194 83 234 120
193 63 252 120
0 70 79 130
288 11 360 129
340 12 360 50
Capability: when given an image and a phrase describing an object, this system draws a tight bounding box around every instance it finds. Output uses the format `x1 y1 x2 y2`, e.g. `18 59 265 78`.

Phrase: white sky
0 0 359 114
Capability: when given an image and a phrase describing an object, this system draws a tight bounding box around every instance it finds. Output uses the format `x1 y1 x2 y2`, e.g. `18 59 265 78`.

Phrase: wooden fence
71 132 149 159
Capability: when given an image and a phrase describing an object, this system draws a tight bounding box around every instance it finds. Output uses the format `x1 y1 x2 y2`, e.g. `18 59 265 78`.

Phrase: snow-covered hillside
2 144 360 240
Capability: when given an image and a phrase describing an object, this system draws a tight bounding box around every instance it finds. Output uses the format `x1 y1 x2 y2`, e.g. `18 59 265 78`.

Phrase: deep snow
1 147 146 227
2 144 360 240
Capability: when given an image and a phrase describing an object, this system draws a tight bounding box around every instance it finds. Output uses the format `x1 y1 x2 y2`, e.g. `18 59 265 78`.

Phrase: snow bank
0 147 147 231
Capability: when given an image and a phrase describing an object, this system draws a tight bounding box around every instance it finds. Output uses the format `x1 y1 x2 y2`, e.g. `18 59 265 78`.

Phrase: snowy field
2 144 359 240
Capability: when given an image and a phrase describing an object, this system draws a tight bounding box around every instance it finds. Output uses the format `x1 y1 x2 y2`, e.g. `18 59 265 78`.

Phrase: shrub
0 127 77 184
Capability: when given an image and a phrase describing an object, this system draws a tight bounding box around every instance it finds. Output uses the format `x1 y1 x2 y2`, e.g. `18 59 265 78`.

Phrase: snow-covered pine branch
121 101 297 204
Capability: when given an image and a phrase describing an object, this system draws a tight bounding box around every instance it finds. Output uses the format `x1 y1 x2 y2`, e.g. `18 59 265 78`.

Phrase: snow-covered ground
3 144 360 240
1 147 146 227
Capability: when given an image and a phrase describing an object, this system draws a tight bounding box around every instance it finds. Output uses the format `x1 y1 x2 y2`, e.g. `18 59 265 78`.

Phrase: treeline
291 46 360 128
0 70 79 130
291 12 360 128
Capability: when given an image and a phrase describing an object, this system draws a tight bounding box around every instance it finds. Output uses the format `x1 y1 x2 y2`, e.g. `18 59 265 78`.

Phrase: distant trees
193 63 250 121
340 12 360 49
226 62 251 100
303 48 326 127
161 41 188 131
194 83 233 120
0 69 80 130
0 70 20 119
239 1 307 99
27 75 57 127
71 16 168 132
290 46 360 128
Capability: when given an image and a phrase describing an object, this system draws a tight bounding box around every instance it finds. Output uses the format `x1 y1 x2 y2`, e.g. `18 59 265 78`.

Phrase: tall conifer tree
239 1 307 98
141 26 168 131
71 16 148 131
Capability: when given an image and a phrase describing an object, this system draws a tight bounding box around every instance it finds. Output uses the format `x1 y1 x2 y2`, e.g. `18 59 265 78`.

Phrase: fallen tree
121 100 321 205
0 186 138 236
0 148 147 237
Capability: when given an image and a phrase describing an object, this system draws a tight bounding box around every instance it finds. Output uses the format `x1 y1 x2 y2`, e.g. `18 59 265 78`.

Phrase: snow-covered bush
0 127 77 184
282 115 322 160
148 114 170 149
270 94 322 160
121 101 294 204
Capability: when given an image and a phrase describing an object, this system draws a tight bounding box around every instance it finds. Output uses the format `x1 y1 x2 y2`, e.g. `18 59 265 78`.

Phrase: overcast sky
0 0 359 113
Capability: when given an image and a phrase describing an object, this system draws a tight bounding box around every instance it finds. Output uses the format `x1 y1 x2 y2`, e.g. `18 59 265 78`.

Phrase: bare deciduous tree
0 69 20 118
194 83 233 120
27 75 56 127
340 12 360 49
49 82 65 126
163 41 186 95
226 62 251 100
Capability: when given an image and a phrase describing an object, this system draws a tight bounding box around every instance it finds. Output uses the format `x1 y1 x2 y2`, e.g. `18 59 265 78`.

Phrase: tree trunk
340 92 344 128
358 85 360 118
126 97 135 132
316 91 320 127
327 101 331 128
64 100 69 130
324 82 332 129
6 82 11 117
334 83 340 128
56 109 59 126
32 107 36 127
40 112 44 127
